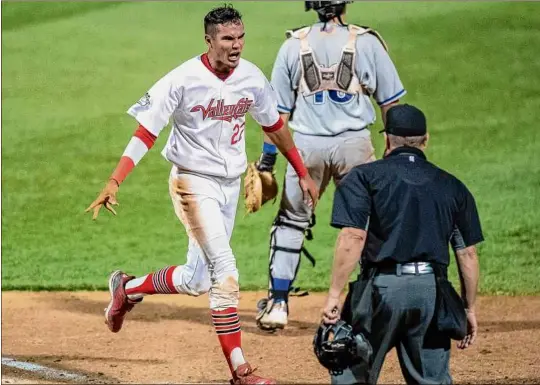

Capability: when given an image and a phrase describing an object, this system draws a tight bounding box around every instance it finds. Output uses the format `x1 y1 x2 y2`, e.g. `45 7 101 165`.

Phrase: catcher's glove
244 162 278 214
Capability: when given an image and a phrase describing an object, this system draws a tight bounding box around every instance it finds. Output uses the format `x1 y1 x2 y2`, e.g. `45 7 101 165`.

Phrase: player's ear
205 33 212 48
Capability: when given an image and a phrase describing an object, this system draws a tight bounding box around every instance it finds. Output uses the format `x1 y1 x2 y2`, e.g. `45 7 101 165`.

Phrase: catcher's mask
305 1 351 24
313 320 373 375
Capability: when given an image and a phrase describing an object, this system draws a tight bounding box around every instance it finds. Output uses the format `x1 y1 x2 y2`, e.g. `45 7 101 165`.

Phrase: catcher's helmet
313 320 372 375
305 1 351 22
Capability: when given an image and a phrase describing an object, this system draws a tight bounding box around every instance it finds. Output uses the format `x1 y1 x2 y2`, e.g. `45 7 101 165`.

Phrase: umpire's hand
458 309 478 349
321 295 341 325
85 179 120 220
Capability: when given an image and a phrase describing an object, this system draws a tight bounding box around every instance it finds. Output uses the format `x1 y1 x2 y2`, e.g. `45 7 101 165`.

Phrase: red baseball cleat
230 363 276 385
104 270 141 333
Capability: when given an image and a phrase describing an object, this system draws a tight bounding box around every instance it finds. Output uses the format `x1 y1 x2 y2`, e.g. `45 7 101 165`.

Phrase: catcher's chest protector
287 24 388 97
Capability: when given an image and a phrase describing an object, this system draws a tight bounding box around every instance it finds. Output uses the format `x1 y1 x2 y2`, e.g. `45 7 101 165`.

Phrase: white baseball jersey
127 54 281 179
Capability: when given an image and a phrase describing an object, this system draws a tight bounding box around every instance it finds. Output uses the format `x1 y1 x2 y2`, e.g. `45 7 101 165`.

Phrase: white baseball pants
168 166 241 310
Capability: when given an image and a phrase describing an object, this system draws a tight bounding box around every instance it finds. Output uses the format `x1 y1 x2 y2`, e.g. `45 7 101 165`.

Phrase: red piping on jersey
201 53 234 81
134 124 157 149
262 117 284 133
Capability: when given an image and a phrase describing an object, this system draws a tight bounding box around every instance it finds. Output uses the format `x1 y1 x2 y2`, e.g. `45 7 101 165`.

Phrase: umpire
321 104 484 384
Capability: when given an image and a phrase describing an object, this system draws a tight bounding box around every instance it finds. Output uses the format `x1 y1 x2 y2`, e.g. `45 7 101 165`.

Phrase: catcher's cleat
104 270 141 333
256 298 288 332
230 363 276 385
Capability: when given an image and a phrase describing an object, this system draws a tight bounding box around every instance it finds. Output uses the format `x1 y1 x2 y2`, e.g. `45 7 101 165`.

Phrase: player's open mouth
229 53 240 61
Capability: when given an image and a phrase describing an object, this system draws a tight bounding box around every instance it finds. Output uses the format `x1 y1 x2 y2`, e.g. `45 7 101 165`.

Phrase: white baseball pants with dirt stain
167 166 241 311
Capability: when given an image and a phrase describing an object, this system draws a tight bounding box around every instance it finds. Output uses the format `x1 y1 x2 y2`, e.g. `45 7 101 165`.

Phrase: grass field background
2 1 539 294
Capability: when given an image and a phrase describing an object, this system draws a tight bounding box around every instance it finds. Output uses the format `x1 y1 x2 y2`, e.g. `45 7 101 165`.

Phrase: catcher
244 0 407 331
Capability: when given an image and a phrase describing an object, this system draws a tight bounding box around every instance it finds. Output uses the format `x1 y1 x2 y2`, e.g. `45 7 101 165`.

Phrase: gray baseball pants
332 273 452 384
268 130 375 301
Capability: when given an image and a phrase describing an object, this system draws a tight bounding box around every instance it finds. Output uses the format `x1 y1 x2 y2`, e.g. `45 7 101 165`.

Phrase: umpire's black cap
380 104 427 136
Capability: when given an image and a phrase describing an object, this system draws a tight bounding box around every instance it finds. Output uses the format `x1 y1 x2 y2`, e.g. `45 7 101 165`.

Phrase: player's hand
321 294 341 325
457 309 478 349
85 179 120 220
299 174 319 209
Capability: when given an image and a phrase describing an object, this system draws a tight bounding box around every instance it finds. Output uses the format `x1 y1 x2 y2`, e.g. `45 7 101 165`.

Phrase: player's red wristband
110 156 135 185
284 147 308 178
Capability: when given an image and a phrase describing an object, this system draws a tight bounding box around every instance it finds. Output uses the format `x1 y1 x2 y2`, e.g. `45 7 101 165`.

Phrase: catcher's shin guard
269 214 316 301
256 213 316 331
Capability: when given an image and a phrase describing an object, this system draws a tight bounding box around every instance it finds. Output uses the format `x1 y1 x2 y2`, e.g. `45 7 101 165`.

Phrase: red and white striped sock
211 308 246 374
125 266 178 301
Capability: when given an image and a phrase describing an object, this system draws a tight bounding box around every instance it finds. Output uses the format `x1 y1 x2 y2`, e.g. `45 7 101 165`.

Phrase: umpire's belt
371 262 434 276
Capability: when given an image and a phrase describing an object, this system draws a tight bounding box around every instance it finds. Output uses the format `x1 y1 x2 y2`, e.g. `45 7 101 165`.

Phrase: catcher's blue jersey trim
378 89 406 106
278 104 293 113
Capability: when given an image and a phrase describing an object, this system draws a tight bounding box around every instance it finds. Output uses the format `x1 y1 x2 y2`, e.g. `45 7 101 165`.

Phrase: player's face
206 22 245 71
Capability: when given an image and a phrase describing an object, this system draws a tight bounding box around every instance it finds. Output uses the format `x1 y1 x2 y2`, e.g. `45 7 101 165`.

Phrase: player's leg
104 168 212 333
201 176 245 376
257 134 331 331
123 170 214 299
122 238 210 299
330 133 376 185
170 174 273 384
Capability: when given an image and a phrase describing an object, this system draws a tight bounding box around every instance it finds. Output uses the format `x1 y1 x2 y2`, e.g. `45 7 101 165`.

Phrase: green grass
2 2 539 294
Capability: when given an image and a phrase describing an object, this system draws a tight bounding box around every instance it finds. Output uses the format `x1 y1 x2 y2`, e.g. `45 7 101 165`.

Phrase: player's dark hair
204 4 243 36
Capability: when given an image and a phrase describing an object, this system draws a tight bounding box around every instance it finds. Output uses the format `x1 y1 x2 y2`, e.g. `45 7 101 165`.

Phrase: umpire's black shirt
331 146 484 265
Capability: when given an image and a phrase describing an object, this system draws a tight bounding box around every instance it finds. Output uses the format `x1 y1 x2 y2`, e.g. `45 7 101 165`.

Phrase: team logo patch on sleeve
137 92 151 107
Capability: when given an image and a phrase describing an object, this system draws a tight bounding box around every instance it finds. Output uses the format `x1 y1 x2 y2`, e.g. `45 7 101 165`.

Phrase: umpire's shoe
104 270 141 333
231 363 276 384
256 298 288 331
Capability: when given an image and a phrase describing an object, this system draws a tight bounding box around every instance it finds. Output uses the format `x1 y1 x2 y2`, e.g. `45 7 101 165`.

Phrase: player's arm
263 118 318 208
360 35 406 127
258 114 289 172
86 73 181 220
322 169 371 324
257 41 296 173
85 124 157 220
250 71 318 207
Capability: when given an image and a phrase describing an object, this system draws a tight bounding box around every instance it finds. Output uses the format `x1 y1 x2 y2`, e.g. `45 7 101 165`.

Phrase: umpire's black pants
331 272 452 385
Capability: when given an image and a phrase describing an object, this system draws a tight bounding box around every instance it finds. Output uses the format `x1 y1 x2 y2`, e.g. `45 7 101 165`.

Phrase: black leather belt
373 262 434 276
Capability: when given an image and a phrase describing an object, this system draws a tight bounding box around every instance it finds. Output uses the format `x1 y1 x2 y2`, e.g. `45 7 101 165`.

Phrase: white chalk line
1 357 88 382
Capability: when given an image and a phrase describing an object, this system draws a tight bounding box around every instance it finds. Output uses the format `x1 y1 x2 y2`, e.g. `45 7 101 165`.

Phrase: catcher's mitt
244 162 278 213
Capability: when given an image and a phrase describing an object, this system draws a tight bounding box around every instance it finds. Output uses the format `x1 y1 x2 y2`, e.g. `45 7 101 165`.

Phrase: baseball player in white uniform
255 1 407 331
85 5 318 385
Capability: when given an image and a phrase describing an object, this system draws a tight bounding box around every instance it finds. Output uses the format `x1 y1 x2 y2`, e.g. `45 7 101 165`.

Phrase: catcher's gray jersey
271 22 406 136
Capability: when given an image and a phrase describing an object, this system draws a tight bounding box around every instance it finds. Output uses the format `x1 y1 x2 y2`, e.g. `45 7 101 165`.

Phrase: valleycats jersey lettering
190 98 253 122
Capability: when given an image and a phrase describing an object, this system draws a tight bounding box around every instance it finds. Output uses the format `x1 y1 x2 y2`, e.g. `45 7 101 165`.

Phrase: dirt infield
2 292 540 384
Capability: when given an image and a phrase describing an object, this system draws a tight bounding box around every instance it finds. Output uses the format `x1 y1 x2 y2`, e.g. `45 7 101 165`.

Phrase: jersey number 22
231 122 245 145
